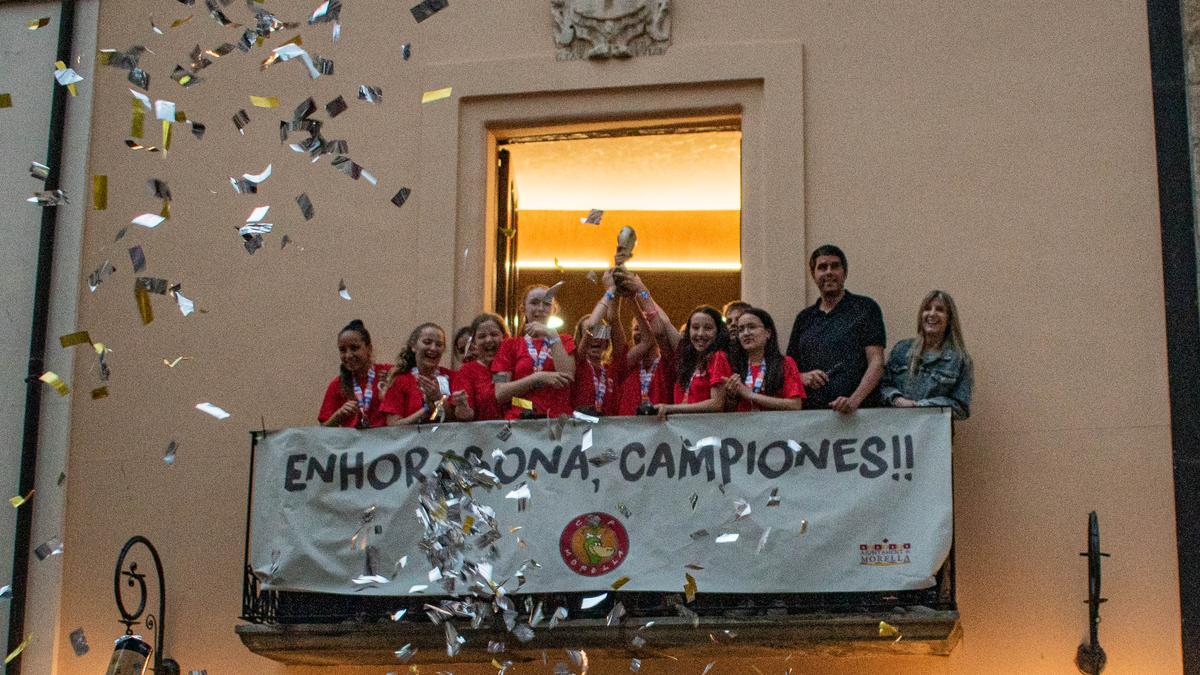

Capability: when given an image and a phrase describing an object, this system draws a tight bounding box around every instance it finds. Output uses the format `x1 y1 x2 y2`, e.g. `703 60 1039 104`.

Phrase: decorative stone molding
552 0 671 60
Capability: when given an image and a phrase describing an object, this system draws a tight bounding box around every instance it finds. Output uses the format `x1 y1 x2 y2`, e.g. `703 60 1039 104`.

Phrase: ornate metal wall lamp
108 536 179 675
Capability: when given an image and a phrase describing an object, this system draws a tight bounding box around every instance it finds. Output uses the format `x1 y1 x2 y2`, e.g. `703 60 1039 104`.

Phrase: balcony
236 409 960 665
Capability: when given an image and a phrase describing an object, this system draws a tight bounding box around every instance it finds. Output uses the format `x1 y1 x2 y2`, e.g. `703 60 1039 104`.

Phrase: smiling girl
491 285 576 419
318 319 392 428
456 313 509 421
380 322 472 425
724 308 806 412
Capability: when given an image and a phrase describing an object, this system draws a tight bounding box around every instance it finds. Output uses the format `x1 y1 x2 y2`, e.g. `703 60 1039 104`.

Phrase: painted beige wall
46 1 1176 673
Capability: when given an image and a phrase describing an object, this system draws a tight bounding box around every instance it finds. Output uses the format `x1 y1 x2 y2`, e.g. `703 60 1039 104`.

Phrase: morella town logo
859 538 912 566
560 512 629 576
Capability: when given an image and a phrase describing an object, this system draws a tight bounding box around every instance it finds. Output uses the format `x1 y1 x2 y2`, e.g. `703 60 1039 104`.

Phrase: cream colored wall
49 1 1176 673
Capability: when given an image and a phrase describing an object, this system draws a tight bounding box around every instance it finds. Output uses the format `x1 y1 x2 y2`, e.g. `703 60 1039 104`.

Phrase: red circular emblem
559 512 629 577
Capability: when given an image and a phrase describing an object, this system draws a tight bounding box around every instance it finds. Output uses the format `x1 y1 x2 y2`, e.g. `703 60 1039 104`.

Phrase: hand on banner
830 395 860 414
891 396 917 408
654 403 669 420
802 369 828 390
724 374 751 401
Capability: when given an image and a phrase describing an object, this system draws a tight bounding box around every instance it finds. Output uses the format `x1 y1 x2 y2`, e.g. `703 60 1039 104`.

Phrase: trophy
614 226 637 269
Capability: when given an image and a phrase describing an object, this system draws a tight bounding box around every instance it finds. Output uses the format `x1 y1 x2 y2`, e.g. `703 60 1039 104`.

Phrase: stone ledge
236 610 961 665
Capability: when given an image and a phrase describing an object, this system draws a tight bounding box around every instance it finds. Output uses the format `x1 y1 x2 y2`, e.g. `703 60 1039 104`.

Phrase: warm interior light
517 260 743 271
506 131 741 211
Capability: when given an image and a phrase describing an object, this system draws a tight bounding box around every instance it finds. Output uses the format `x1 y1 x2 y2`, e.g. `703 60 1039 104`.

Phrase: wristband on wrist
543 334 559 346
638 289 650 300
604 290 616 301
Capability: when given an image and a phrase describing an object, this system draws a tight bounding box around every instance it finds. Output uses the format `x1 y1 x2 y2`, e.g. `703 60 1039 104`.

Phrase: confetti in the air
68 627 89 656
411 0 448 22
38 372 69 396
580 593 607 609
338 279 351 301
421 86 452 103
195 402 230 419
28 17 51 30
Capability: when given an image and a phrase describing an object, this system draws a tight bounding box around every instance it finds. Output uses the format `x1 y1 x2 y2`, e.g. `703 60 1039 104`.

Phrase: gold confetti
462 515 475 533
169 15 193 28
92 175 107 210
90 387 109 400
611 576 630 590
161 120 172 151
0 94 12 108
160 198 170 219
9 490 34 508
5 633 31 664
59 331 91 348
421 86 452 103
683 573 697 603
131 97 144 137
28 17 50 30
38 372 69 396
135 286 153 325
878 620 900 637
250 95 279 108
512 397 533 410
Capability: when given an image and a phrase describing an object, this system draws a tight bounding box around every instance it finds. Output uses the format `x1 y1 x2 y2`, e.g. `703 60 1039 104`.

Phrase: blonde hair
906 290 971 381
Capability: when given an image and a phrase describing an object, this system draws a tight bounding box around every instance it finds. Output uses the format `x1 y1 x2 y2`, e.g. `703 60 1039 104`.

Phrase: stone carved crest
552 0 671 60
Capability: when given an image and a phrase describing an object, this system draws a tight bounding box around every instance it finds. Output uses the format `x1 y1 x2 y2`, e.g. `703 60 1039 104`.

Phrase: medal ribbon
638 357 659 401
524 336 551 372
744 362 765 394
352 366 376 426
590 362 607 407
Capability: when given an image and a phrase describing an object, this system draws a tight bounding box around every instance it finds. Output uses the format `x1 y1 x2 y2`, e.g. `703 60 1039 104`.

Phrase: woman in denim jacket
881 290 972 420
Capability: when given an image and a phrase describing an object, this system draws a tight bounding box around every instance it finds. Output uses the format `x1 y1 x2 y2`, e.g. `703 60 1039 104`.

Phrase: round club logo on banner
559 512 629 576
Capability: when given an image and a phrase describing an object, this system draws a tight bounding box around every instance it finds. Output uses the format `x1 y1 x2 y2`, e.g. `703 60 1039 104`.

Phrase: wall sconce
107 536 180 675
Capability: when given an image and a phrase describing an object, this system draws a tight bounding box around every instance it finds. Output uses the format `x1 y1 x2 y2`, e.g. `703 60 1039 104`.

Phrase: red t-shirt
617 346 676 415
732 356 807 412
572 345 628 416
317 363 393 428
458 359 502 421
379 366 459 419
673 350 733 405
491 334 576 419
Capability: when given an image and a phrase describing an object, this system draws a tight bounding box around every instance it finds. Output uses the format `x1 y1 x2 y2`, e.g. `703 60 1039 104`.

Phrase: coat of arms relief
552 0 671 60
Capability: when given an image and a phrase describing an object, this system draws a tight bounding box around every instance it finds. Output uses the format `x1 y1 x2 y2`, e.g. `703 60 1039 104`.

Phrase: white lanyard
524 336 551 372
352 367 375 426
744 362 765 394
639 357 659 401
590 362 607 407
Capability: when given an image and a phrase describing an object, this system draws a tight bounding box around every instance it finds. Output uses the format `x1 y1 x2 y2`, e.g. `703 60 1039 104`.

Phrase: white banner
250 408 952 596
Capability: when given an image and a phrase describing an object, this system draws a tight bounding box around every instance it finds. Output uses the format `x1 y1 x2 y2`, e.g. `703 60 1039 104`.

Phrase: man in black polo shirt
786 244 886 413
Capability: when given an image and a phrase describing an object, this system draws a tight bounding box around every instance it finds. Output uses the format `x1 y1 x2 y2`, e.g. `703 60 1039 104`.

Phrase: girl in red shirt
571 271 629 417
317 319 392 428
616 272 731 417
616 313 675 416
724 307 806 412
492 285 576 419
380 323 471 425
456 313 509 421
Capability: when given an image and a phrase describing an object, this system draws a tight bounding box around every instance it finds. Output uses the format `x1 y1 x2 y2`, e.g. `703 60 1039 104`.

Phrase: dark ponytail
338 320 372 395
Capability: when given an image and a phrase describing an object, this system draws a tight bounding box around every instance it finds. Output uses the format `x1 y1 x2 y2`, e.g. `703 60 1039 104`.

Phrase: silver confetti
358 85 382 103
296 193 314 220
630 657 642 671
756 526 772 554
605 601 625 626
393 643 415 662
163 440 178 465
767 487 781 507
29 162 50 181
68 627 89 656
734 498 751 520
34 536 63 560
689 529 709 541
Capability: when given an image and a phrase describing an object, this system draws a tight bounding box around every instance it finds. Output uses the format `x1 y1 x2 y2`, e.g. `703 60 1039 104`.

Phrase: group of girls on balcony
318 268 969 428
